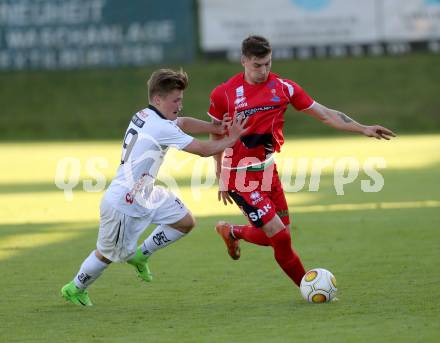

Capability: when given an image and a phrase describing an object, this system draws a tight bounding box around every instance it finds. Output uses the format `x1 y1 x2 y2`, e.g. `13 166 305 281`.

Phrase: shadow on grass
1 205 439 342
0 181 101 194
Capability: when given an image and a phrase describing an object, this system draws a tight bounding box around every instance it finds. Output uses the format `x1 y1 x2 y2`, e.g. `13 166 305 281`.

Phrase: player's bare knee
262 215 286 237
182 215 196 232
171 213 196 233
95 250 112 264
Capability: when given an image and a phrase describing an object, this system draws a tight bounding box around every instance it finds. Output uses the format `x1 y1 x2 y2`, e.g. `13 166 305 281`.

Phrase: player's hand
362 125 396 140
227 116 248 142
221 115 232 133
212 116 232 136
218 190 233 206
217 173 233 205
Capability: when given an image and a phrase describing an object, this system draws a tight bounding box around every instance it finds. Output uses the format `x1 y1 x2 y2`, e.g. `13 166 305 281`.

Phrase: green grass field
1 135 439 343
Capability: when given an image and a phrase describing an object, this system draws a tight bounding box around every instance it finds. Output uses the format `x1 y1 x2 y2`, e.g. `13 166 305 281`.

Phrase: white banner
382 0 440 41
199 0 378 51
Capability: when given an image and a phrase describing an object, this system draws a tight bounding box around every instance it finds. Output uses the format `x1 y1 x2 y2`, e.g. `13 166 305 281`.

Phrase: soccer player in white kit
61 69 247 306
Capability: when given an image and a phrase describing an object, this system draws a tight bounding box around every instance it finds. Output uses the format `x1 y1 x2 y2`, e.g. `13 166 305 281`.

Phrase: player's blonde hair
147 68 188 101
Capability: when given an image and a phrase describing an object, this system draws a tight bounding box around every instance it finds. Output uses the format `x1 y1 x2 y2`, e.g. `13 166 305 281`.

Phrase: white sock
73 251 109 290
140 225 186 257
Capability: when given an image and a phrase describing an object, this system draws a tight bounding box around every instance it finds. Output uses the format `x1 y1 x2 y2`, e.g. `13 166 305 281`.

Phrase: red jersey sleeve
281 79 314 111
208 84 228 121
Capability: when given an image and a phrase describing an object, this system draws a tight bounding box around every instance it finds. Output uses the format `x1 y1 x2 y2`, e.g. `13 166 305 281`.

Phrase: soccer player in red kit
209 35 395 287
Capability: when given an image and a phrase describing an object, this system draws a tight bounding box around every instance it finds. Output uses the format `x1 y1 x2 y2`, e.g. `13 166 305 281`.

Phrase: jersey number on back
120 128 138 164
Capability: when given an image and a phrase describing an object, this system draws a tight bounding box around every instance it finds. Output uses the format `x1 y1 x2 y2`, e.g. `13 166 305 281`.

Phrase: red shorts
227 164 290 228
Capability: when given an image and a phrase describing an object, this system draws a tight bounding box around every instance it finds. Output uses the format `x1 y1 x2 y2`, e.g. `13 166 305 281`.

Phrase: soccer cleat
215 221 241 260
61 281 93 306
127 248 153 282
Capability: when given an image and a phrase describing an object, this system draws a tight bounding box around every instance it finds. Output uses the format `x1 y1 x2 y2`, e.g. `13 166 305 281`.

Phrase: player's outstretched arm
303 102 396 140
208 130 235 205
183 117 247 157
177 116 231 135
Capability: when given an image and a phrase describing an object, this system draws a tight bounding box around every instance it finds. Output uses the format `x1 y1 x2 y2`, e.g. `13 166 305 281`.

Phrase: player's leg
215 189 274 260
138 212 195 257
61 200 126 306
129 216 193 280
215 189 273 260
124 214 154 282
215 222 271 260
262 215 305 287
129 189 193 280
229 189 273 245
73 250 111 289
61 250 110 306
263 174 306 286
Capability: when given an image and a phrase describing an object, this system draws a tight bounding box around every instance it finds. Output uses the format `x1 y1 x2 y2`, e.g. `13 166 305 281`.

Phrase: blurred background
1 2 440 342
0 0 439 140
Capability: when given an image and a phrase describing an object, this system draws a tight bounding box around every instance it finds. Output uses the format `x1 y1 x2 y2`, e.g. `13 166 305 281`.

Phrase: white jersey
103 105 194 217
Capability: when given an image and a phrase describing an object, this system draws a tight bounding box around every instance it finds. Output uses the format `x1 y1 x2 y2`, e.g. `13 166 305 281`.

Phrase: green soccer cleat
61 281 93 306
127 248 153 282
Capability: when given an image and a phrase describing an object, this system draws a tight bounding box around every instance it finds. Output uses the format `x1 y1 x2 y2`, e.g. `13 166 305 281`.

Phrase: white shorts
97 188 188 262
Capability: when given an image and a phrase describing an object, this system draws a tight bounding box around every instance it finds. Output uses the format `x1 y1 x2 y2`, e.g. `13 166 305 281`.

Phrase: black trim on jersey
115 220 121 246
240 133 273 149
240 133 274 157
148 104 167 120
227 190 264 228
131 114 145 128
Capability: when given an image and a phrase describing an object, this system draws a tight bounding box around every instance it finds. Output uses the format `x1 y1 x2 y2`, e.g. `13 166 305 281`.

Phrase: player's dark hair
241 35 272 58
147 68 188 101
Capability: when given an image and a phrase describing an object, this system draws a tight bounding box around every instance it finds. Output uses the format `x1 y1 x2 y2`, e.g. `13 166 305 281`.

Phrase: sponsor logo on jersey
235 100 248 109
131 114 145 128
236 85 244 97
248 203 272 222
125 172 155 204
234 86 247 107
125 192 134 204
271 89 280 102
236 105 279 119
138 110 149 119
234 97 246 106
250 191 263 205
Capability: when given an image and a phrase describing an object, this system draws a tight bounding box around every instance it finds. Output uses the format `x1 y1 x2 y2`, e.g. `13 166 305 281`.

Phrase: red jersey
208 72 314 169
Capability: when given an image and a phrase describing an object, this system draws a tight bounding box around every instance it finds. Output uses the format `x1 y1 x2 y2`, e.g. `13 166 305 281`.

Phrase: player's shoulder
226 72 244 85
270 73 306 97
269 72 298 86
211 72 243 94
131 107 171 132
128 108 150 130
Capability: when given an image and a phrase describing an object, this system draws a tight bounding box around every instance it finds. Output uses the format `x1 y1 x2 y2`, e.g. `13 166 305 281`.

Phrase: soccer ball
300 268 337 303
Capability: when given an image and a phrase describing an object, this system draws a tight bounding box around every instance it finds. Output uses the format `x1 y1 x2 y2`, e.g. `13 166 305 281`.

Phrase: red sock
269 228 306 287
232 225 271 246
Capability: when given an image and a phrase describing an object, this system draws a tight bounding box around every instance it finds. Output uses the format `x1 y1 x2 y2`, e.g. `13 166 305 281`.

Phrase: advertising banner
0 0 195 70
199 0 440 57
199 0 378 51
382 0 440 41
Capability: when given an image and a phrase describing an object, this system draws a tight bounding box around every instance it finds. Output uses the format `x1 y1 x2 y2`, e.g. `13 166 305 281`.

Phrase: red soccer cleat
215 221 241 260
